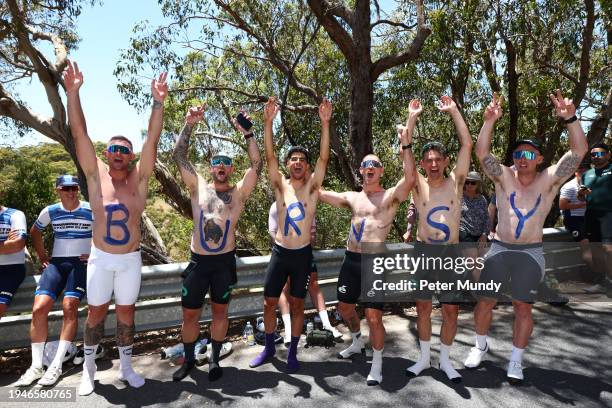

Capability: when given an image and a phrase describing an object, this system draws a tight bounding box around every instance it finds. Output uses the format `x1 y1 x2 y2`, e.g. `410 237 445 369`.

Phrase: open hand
263 97 280 123
549 89 576 120
483 92 503 123
151 72 169 102
319 98 333 123
63 60 84 94
438 95 458 114
186 105 205 124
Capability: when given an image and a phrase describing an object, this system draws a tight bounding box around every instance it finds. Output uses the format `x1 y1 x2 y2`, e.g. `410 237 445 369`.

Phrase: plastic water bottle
160 343 184 360
244 322 255 346
306 321 314 335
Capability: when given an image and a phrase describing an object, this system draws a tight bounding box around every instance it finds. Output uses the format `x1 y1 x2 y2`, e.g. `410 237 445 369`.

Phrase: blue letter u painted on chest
284 202 305 236
426 206 450 243
510 192 541 239
104 203 130 245
198 211 230 253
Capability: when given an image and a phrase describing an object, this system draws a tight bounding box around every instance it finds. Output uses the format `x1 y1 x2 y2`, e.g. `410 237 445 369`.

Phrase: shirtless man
403 96 472 383
464 91 587 384
171 105 261 381
318 101 417 385
249 97 331 373
63 60 168 395
15 175 93 387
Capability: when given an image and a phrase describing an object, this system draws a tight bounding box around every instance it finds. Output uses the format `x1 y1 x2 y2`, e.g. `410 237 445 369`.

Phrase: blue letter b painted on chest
104 203 130 246
284 202 305 236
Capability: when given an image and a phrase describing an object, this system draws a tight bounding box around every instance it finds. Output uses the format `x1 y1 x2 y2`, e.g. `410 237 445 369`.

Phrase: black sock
184 341 196 363
209 340 222 364
208 340 223 381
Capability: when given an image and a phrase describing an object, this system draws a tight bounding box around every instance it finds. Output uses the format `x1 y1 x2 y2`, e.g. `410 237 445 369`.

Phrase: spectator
459 171 489 281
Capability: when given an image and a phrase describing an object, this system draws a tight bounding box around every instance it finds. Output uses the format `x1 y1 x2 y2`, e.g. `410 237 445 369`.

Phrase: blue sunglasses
211 156 232 166
591 151 606 158
361 160 383 168
512 150 537 160
107 144 132 154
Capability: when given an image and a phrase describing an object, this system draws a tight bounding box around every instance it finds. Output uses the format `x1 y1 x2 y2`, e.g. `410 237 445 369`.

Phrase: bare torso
412 174 462 244
87 159 146 253
273 179 318 249
190 177 245 255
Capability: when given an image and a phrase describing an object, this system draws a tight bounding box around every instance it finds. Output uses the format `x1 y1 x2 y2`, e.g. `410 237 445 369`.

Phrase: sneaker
14 366 44 386
464 343 489 369
507 360 524 384
324 326 343 340
73 345 106 365
256 317 265 333
584 283 606 294
37 365 62 386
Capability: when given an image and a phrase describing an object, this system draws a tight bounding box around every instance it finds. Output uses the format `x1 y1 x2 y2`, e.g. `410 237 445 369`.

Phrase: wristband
563 115 577 124
401 143 412 150
244 132 254 139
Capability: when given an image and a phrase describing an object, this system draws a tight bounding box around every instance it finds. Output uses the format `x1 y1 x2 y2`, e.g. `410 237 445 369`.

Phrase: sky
13 0 174 152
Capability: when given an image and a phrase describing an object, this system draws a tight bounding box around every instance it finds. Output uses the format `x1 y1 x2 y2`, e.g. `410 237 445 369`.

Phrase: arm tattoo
483 154 503 177
116 321 136 347
84 321 105 346
173 122 198 177
247 137 263 176
152 100 163 110
555 153 581 178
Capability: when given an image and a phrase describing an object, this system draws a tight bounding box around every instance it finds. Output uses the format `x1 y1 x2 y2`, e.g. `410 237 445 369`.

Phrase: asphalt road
1 300 611 408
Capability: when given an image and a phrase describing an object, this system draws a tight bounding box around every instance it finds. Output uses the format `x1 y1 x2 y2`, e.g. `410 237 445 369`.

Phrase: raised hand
483 92 503 123
232 109 252 135
63 60 84 94
186 105 205 125
408 99 423 119
263 97 280 124
549 89 576 120
438 95 458 114
151 72 169 103
318 98 333 123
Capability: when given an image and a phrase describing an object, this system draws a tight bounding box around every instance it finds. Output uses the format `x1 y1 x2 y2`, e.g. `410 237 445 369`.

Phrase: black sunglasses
60 186 79 192
465 180 478 186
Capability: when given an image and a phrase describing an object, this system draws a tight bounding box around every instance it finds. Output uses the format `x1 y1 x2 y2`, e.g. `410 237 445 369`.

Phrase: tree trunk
348 70 374 175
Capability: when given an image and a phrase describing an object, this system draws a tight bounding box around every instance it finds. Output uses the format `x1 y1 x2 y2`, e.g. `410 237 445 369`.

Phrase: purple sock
286 336 300 373
249 332 276 368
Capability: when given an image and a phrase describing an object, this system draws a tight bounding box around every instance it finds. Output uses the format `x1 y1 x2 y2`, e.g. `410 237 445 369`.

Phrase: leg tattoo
116 321 135 347
84 321 104 346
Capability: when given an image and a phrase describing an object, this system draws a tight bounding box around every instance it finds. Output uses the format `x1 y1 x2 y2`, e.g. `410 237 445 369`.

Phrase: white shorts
86 245 142 306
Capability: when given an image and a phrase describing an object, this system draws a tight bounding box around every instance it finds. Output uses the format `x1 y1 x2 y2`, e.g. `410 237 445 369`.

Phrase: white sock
339 332 363 358
439 343 461 381
282 314 291 342
367 348 383 384
407 340 430 376
31 342 45 369
510 345 525 363
79 345 97 396
50 340 71 369
319 310 332 329
117 345 144 388
476 334 487 350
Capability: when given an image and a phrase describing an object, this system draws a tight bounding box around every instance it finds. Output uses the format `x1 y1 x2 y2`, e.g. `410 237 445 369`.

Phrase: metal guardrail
0 228 583 350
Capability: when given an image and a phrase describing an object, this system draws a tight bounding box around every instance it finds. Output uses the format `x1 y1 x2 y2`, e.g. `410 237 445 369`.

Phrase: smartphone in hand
236 112 253 131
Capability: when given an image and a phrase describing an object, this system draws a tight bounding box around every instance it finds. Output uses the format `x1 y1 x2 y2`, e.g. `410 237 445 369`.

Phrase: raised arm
173 105 205 192
64 60 98 178
137 72 168 182
310 99 332 189
319 188 351 209
440 96 473 183
263 97 283 189
234 110 263 201
545 89 588 186
476 93 506 184
389 99 419 204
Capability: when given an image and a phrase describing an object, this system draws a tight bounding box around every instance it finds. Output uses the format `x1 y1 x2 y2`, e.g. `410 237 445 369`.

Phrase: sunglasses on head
107 144 132 154
211 156 232 166
59 186 79 192
512 150 537 160
591 151 607 158
361 160 383 169
465 180 478 186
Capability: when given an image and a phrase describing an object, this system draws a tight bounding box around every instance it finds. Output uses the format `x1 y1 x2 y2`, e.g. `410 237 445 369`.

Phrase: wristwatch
402 143 412 150
563 115 578 124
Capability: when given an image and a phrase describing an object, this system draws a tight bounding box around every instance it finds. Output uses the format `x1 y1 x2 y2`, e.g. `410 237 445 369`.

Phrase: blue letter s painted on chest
426 206 450 243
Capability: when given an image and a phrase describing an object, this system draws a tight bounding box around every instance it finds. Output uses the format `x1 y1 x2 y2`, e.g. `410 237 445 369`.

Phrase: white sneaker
584 283 606 294
507 360 524 384
464 343 489 368
337 337 365 359
324 326 343 340
14 366 44 386
37 365 62 386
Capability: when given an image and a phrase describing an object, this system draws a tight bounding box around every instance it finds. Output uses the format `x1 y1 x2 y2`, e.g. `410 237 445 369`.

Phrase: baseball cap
55 175 79 188
466 171 482 182
512 139 543 154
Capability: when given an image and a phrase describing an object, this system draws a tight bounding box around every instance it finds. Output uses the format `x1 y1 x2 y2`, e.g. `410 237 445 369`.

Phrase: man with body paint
404 96 473 383
249 97 331 373
172 106 261 381
64 60 168 395
317 100 417 386
464 91 587 384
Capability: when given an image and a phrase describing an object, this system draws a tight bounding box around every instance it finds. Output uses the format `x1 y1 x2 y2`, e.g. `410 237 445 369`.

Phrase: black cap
512 139 543 154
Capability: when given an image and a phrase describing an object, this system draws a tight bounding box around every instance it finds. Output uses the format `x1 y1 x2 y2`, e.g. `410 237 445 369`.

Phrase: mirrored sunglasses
107 144 132 154
591 151 607 158
361 160 383 168
512 150 537 160
211 156 232 166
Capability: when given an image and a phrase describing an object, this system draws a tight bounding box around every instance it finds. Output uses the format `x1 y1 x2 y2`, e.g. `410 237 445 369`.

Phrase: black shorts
0 263 26 306
181 251 237 309
412 242 465 303
36 257 87 301
264 244 312 299
478 241 544 303
584 209 612 243
563 216 586 242
336 251 384 311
